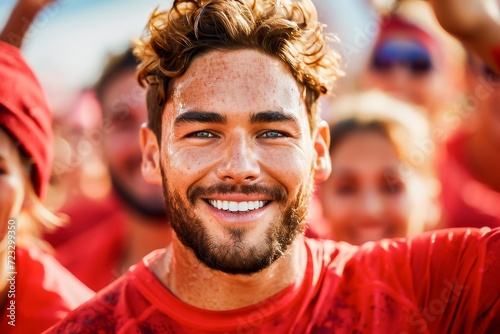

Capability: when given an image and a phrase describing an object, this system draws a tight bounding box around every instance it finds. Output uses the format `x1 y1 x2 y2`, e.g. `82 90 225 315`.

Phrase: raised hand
0 0 58 48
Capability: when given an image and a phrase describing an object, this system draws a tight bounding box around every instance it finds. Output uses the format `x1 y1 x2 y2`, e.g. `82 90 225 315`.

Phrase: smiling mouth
205 199 269 212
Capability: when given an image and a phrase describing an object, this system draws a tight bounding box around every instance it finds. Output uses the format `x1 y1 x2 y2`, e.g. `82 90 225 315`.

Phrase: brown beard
159 167 313 275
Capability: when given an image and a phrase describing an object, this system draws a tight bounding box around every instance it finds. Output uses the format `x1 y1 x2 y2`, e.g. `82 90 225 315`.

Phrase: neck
152 234 307 311
120 212 172 274
465 131 500 192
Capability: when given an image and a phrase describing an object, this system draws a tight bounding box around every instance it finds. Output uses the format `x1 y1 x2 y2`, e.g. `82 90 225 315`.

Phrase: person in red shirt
315 91 440 244
359 0 465 130
46 0 500 332
0 39 93 333
436 52 500 229
427 0 500 230
48 49 173 292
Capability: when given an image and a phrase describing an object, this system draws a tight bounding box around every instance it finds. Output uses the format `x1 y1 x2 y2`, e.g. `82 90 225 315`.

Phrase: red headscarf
0 41 53 199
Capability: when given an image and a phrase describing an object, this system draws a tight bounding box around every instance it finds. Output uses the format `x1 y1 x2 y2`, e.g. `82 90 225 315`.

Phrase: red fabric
54 209 126 292
437 131 500 228
0 41 53 198
493 46 500 70
44 193 123 248
45 228 500 333
0 246 94 333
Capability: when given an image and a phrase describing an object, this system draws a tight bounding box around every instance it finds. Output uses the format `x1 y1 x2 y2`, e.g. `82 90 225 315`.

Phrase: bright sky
0 0 373 114
0 0 172 113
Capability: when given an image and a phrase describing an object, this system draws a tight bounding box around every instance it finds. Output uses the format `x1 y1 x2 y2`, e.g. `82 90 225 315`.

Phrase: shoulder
44 250 166 334
308 227 500 292
17 245 94 304
43 272 129 333
14 246 94 332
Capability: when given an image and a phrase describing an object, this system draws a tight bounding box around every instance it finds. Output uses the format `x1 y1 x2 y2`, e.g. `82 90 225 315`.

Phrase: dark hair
134 0 342 144
329 119 392 154
94 48 139 106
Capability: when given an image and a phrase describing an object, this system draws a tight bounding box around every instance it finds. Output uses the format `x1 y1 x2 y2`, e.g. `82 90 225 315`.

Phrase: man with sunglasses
360 0 465 128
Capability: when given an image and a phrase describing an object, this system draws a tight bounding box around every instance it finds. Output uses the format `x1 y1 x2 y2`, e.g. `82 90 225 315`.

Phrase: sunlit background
0 0 374 115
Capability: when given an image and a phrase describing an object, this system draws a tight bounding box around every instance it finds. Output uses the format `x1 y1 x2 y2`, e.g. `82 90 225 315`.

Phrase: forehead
166 49 304 118
101 69 147 117
331 132 400 169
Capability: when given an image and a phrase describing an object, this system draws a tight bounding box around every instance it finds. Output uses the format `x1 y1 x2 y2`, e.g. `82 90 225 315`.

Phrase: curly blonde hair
134 0 342 140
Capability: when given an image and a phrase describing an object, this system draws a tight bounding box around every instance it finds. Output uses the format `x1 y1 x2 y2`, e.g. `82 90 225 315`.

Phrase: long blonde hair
5 141 66 251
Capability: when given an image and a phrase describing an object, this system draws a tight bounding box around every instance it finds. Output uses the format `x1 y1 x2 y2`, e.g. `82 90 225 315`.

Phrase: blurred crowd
1 0 499 332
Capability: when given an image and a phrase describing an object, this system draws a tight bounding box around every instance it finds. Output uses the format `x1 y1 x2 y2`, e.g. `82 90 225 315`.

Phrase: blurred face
361 35 454 120
319 131 410 245
141 50 330 274
0 129 26 244
101 69 166 218
466 56 500 146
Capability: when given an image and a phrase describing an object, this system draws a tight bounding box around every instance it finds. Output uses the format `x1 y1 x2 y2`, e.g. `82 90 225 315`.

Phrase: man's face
141 50 330 274
101 69 166 218
361 34 457 120
319 132 411 245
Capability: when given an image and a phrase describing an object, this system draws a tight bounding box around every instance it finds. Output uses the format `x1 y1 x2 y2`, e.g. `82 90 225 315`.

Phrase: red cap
0 41 53 199
376 15 440 57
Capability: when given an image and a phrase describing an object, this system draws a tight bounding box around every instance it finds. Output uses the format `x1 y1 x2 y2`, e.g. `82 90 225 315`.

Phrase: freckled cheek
260 149 311 184
165 147 220 178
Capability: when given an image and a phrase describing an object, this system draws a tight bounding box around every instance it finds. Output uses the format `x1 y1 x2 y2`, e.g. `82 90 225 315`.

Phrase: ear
313 120 331 183
140 123 162 185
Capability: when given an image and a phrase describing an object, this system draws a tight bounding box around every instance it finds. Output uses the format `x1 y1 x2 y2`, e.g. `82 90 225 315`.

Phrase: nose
359 188 383 218
216 134 260 184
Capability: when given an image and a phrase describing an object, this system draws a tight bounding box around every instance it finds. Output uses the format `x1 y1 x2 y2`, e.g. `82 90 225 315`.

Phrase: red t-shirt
55 210 126 292
492 46 500 70
45 228 500 333
437 131 500 229
0 246 94 333
44 193 123 248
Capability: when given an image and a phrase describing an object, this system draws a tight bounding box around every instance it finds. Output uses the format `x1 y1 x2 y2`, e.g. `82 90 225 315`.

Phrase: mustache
188 183 288 205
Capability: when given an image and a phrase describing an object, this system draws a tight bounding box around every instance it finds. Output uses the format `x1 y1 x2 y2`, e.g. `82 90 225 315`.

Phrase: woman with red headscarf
0 37 93 334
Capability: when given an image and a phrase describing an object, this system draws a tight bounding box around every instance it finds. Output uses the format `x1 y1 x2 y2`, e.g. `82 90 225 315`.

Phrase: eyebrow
174 111 227 126
250 111 298 124
174 110 298 126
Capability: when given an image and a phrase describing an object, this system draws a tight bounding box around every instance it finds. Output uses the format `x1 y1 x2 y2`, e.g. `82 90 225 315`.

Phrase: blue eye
260 131 284 138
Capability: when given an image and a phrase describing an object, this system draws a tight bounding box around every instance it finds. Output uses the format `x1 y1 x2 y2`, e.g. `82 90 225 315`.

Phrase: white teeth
207 199 267 212
228 202 239 212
